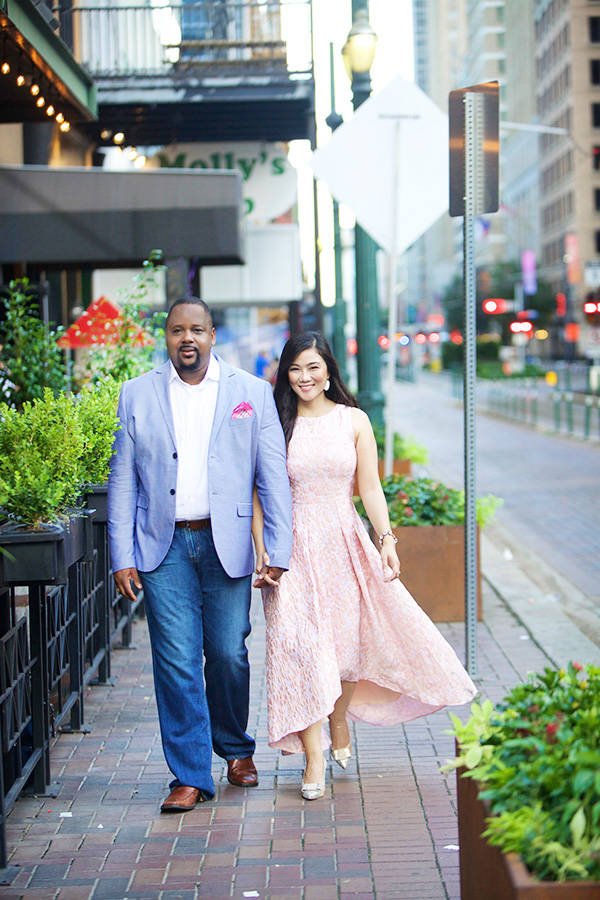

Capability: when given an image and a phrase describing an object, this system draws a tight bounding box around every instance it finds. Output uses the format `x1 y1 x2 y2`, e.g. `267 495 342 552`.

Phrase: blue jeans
140 527 254 798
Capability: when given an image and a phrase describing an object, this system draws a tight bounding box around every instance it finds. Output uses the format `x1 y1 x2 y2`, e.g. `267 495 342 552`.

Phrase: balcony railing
57 0 313 79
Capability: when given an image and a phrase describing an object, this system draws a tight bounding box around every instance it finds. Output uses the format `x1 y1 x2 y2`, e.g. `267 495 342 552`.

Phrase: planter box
84 484 108 524
378 458 412 478
0 514 93 586
457 766 600 899
391 524 482 622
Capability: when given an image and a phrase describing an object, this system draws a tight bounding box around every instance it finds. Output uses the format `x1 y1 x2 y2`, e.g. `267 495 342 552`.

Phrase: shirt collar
169 353 220 386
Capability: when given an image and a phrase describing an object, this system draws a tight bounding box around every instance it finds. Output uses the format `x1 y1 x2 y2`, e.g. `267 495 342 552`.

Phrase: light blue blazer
107 355 293 577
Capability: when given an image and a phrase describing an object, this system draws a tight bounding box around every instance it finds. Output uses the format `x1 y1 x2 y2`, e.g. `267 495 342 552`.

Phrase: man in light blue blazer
108 298 292 812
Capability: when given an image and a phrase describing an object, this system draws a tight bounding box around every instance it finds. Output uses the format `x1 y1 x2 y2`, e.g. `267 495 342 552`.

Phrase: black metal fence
0 497 142 872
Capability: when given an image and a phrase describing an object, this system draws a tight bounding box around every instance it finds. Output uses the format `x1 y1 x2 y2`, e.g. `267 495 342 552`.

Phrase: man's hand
114 567 142 602
253 564 285 589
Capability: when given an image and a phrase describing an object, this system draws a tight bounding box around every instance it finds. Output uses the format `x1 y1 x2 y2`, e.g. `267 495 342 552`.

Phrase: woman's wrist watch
378 529 398 547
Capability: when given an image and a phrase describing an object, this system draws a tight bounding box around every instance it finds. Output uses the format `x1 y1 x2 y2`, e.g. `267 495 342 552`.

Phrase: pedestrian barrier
0 504 142 872
479 378 600 441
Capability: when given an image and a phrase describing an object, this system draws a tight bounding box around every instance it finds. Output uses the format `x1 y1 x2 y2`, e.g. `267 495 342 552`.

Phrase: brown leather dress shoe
227 756 258 787
160 785 204 813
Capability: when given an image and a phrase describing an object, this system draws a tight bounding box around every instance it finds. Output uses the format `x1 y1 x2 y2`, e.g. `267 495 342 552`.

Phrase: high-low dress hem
262 405 477 756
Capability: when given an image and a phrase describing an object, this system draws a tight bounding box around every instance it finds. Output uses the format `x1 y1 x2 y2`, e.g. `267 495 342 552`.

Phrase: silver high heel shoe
329 717 352 769
301 757 327 800
330 745 352 770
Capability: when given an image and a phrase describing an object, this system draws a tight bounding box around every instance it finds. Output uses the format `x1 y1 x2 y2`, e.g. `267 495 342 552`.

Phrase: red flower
545 721 559 742
396 491 409 502
572 661 583 671
404 507 414 517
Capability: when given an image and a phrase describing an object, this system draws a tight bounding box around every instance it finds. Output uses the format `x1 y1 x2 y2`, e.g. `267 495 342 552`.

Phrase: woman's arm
352 408 401 580
252 486 268 571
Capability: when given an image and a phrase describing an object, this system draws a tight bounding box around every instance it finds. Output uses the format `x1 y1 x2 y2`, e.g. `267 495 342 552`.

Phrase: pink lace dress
262 404 477 753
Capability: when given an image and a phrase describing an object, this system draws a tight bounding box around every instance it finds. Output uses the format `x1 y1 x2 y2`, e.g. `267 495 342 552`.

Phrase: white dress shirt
168 355 220 520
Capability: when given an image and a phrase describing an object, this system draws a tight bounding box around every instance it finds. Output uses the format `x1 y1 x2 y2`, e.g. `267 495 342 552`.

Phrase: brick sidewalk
0 576 562 900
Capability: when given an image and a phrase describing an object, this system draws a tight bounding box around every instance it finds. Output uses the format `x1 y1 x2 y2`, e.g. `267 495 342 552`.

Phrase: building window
593 103 600 126
592 60 600 84
595 188 600 211
594 146 600 169
596 231 600 253
590 17 600 42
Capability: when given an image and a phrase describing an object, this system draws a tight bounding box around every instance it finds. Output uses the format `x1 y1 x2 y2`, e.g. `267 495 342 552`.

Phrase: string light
59 121 70 132
113 131 125 144
1 61 9 76
46 104 55 117
36 95 45 108
55 112 64 123
30 82 40 96
16 73 25 86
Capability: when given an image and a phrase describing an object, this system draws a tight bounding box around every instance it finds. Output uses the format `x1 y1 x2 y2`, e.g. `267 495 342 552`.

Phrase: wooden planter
0 513 94 586
457 767 600 899
391 524 482 622
378 458 412 478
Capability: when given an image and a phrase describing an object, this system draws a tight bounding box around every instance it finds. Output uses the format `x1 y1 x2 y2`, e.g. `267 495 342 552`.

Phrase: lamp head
343 9 377 76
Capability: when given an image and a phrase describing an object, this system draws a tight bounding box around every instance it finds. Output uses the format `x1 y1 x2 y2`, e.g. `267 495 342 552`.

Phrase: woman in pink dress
253 332 476 800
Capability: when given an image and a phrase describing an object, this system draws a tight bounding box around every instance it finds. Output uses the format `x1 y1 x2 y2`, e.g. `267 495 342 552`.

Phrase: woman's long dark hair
273 332 357 445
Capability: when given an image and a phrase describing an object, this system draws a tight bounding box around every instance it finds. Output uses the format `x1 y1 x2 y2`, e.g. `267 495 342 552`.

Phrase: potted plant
443 663 600 898
76 377 121 522
0 389 90 585
0 277 67 408
356 475 501 621
372 424 429 477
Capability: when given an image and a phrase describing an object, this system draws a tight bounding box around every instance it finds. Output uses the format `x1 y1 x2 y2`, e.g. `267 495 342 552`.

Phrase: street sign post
449 81 499 678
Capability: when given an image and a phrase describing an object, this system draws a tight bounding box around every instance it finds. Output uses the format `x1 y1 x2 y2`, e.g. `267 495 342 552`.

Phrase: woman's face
287 347 329 403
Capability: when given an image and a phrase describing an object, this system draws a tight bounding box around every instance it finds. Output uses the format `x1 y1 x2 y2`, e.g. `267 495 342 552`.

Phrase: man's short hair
166 297 213 326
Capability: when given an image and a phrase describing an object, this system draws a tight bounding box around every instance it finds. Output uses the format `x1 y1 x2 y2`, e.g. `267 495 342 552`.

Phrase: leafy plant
442 663 600 882
0 389 85 526
0 278 67 408
356 474 502 527
82 250 166 385
74 378 121 486
372 424 429 465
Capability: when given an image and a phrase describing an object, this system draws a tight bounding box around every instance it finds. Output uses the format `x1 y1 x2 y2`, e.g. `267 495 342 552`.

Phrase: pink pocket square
231 401 254 420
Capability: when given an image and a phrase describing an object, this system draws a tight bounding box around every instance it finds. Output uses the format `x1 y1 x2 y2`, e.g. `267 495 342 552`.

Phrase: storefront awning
0 164 244 267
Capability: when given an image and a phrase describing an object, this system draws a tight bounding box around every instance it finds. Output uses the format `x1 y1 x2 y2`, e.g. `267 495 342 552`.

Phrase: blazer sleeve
107 382 138 572
254 381 293 570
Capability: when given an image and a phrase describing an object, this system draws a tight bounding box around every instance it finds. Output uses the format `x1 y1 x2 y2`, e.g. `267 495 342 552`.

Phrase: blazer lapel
151 361 177 447
210 355 235 449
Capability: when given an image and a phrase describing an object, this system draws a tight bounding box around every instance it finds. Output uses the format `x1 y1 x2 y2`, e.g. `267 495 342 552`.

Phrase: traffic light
509 320 533 336
555 292 567 318
584 292 600 323
482 297 508 314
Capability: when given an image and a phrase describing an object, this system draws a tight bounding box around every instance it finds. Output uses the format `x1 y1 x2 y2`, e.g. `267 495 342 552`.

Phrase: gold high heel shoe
329 718 352 769
301 757 327 800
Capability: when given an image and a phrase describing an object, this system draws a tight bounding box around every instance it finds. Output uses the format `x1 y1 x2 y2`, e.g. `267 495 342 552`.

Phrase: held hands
380 538 401 582
114 567 142 602
253 550 285 589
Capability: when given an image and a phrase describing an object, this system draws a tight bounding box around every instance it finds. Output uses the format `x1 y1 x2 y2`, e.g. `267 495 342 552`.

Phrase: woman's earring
324 379 330 392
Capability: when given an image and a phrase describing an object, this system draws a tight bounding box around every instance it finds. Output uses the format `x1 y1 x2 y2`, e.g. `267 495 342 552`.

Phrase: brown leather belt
175 518 211 530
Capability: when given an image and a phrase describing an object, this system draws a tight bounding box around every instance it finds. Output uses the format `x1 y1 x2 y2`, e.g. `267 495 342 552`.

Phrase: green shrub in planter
356 474 502 528
443 663 600 882
0 277 67 408
75 377 121 487
0 389 84 526
372 424 429 465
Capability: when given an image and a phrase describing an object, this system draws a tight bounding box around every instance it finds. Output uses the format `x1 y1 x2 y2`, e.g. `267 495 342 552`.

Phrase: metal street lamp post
325 42 348 381
342 1 384 426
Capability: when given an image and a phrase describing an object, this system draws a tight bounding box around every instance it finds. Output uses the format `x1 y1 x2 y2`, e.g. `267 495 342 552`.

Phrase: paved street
389 373 600 608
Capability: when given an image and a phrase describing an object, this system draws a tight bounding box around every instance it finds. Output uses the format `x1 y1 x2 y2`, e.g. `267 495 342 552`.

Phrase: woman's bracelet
378 529 398 547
